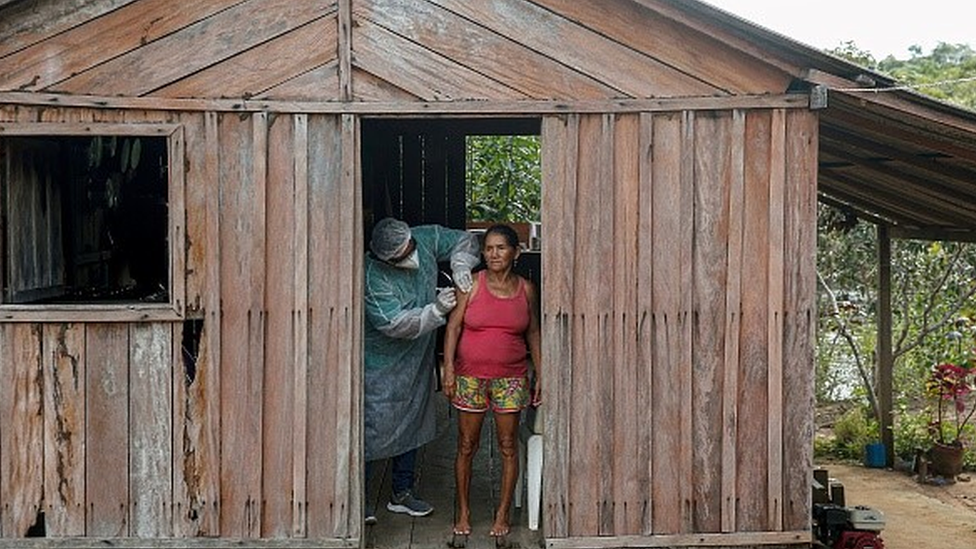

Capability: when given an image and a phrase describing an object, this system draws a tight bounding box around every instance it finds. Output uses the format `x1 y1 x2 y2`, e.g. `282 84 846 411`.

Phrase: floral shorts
451 375 529 413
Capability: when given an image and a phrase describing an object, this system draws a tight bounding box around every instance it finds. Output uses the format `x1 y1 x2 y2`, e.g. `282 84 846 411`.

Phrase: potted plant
925 359 976 477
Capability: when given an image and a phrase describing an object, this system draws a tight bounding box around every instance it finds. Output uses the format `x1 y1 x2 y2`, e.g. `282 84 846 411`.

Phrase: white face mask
395 249 420 270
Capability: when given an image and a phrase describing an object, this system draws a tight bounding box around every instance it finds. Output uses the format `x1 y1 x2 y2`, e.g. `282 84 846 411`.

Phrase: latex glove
434 287 457 316
453 267 473 293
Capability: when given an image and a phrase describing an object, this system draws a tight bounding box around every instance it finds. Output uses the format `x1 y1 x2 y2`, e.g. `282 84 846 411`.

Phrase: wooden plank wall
0 106 362 543
540 109 817 541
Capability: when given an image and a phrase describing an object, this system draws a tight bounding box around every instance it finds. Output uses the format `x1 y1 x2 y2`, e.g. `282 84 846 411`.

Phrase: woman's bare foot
489 521 509 537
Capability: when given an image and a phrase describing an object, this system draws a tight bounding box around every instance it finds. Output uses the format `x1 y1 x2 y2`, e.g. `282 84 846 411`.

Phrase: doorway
360 116 543 545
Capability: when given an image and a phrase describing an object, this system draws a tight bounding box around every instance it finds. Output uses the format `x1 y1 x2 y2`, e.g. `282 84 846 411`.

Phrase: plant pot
928 442 965 478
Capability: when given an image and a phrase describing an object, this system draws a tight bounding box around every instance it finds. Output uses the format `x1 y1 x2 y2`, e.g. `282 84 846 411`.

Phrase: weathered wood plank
426 0 722 98
172 319 219 537
0 324 43 537
262 112 296 537
0 0 244 92
86 323 130 537
648 112 683 535
0 89 811 114
678 111 696 533
305 114 342 537
350 68 418 102
782 109 817 532
218 112 262 537
170 125 188 318
529 0 793 94
0 538 359 549
540 114 578 538
129 323 174 537
334 113 360 537
567 114 607 536
172 111 222 537
291 113 310 537
351 18 524 101
42 323 86 536
357 0 617 100
720 110 746 533
736 110 773 531
0 0 137 59
181 112 208 314
51 0 333 96
636 112 656 535
691 112 731 533
611 113 642 535
543 529 811 549
155 15 339 100
258 61 341 102
338 0 352 101
766 109 786 531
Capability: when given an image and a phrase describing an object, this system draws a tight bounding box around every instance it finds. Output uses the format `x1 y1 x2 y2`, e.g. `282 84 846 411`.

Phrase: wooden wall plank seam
648 111 683 535
292 113 310 537
766 109 787 531
678 111 695 533
636 112 655 535
332 113 357 538
610 113 641 535
737 110 773 531
720 110 746 533
200 110 222 536
263 111 297 537
248 112 269 538
783 109 818 531
540 113 579 538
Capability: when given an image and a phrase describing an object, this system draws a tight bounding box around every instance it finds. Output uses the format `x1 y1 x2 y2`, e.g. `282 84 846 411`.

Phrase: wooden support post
877 224 894 467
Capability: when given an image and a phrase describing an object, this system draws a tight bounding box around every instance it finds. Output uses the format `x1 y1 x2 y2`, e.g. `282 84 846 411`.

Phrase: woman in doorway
443 224 542 544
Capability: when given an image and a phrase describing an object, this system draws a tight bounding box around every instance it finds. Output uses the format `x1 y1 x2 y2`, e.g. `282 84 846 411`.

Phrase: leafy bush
817 406 879 461
892 405 933 461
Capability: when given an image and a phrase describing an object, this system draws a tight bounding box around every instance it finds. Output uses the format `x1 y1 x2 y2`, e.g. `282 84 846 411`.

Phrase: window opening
1 134 170 305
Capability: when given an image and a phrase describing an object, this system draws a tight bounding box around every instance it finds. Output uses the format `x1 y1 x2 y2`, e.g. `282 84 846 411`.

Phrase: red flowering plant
925 360 976 447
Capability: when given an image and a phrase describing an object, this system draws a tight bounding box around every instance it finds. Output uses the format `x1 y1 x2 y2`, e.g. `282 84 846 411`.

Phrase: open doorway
360 117 543 544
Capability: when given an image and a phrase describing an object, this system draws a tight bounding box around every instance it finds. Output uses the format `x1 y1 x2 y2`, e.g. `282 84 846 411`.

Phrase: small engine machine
813 503 885 548
812 468 885 549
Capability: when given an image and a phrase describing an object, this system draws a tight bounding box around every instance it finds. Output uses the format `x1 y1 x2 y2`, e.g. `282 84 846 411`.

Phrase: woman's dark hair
484 224 520 249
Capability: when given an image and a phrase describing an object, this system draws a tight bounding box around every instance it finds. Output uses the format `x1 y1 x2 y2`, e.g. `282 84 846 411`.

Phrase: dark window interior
361 117 542 283
1 135 169 304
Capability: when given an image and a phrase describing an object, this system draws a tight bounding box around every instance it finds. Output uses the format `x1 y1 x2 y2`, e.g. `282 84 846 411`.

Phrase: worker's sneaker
365 503 377 525
387 490 433 517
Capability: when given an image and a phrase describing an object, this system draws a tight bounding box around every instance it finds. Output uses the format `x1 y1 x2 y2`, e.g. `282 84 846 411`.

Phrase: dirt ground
818 461 976 548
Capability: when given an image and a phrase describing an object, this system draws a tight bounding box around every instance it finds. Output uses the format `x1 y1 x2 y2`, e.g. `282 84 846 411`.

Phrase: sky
704 0 975 59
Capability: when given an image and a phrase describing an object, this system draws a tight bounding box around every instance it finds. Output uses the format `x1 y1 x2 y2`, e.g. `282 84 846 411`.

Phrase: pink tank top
456 270 530 378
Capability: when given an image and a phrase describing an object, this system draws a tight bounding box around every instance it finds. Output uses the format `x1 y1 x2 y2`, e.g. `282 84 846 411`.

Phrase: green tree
819 42 976 461
465 135 541 222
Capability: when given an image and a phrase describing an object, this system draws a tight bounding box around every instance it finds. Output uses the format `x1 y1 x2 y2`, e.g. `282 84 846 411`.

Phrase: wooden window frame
0 123 185 322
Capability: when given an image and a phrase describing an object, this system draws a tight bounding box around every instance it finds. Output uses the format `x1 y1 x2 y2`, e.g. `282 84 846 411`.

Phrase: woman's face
483 232 519 272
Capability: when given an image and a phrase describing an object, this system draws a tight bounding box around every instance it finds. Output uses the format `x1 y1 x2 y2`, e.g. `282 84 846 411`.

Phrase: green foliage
817 406 879 461
892 405 933 461
465 135 541 222
827 42 976 111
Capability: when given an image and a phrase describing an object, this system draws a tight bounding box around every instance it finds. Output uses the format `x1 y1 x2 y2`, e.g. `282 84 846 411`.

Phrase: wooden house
2 1 976 548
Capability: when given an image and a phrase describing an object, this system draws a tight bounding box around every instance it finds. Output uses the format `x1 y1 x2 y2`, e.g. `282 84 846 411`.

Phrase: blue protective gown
363 224 480 461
